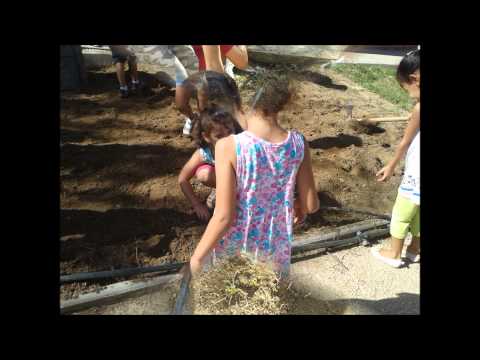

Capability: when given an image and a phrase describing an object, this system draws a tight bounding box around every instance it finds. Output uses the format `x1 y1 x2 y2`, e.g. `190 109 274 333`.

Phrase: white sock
120 86 128 91
132 80 139 84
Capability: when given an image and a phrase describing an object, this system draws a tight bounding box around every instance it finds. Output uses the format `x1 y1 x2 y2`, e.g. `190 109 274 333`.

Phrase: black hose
322 206 391 220
292 227 389 254
294 218 389 248
60 262 185 284
61 221 390 285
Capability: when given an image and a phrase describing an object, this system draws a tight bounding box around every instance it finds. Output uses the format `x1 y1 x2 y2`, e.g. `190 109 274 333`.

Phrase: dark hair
185 71 242 114
251 72 292 116
191 104 237 148
396 49 420 84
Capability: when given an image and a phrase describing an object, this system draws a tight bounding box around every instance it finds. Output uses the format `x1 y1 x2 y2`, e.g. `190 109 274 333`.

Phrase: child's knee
195 169 208 183
128 59 138 70
176 99 188 112
390 195 419 239
116 64 126 74
411 210 420 238
175 92 189 111
195 166 215 185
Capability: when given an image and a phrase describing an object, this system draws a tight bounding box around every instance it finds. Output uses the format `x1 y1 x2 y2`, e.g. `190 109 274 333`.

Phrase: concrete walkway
290 238 420 315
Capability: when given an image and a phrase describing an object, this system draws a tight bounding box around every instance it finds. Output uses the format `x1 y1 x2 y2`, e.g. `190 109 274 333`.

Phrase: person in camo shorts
142 45 248 135
141 45 199 135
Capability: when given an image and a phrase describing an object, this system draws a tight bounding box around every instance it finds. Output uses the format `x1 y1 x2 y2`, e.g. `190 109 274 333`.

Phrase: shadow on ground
349 121 387 135
301 70 348 91
60 114 184 144
309 134 363 149
61 207 200 269
60 70 175 119
330 292 420 315
61 143 191 183
294 191 370 235
288 287 419 315
78 70 163 95
61 88 174 117
289 271 419 315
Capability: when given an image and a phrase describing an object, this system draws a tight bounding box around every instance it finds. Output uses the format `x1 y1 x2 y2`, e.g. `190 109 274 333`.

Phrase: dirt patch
60 64 408 301
73 278 181 315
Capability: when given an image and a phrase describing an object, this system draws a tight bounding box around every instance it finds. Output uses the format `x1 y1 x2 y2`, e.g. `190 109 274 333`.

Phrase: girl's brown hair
251 72 293 116
185 70 243 114
191 104 238 149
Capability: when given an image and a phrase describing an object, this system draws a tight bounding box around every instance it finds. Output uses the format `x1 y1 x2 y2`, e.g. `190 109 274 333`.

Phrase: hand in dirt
376 165 394 182
179 263 189 277
189 256 203 276
180 263 195 279
194 203 211 222
294 199 306 225
294 213 306 226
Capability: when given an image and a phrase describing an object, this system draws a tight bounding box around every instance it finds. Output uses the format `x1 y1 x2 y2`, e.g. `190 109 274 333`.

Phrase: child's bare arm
377 103 420 181
296 142 320 215
178 150 211 221
190 136 237 273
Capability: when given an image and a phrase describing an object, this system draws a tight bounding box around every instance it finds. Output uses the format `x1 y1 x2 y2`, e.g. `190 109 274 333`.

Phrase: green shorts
390 194 420 239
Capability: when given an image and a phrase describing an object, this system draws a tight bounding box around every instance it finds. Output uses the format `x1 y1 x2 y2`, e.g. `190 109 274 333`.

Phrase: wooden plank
60 274 182 315
248 47 341 65
246 46 404 67
340 52 403 66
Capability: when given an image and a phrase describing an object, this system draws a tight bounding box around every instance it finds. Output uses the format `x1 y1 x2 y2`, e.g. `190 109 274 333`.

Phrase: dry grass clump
189 255 299 315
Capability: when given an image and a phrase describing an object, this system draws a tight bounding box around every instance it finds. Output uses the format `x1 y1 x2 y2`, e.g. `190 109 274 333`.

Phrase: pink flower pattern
212 130 305 277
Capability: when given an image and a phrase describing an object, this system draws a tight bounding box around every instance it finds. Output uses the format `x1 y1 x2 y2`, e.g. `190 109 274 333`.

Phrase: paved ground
73 238 420 315
290 237 420 315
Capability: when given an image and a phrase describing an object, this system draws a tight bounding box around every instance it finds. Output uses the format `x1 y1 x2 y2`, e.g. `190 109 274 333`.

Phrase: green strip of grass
332 64 413 111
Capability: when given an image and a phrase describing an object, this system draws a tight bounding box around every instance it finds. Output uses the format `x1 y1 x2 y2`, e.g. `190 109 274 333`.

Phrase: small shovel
356 115 410 125
345 101 409 125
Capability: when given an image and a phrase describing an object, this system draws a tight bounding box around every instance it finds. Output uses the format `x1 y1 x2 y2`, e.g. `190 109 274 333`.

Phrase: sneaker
225 59 235 79
371 247 404 268
206 189 216 209
120 88 129 98
405 251 420 263
183 117 193 136
131 81 140 92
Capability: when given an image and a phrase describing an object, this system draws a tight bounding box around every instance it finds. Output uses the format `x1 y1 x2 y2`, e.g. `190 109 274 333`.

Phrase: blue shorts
174 56 189 86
